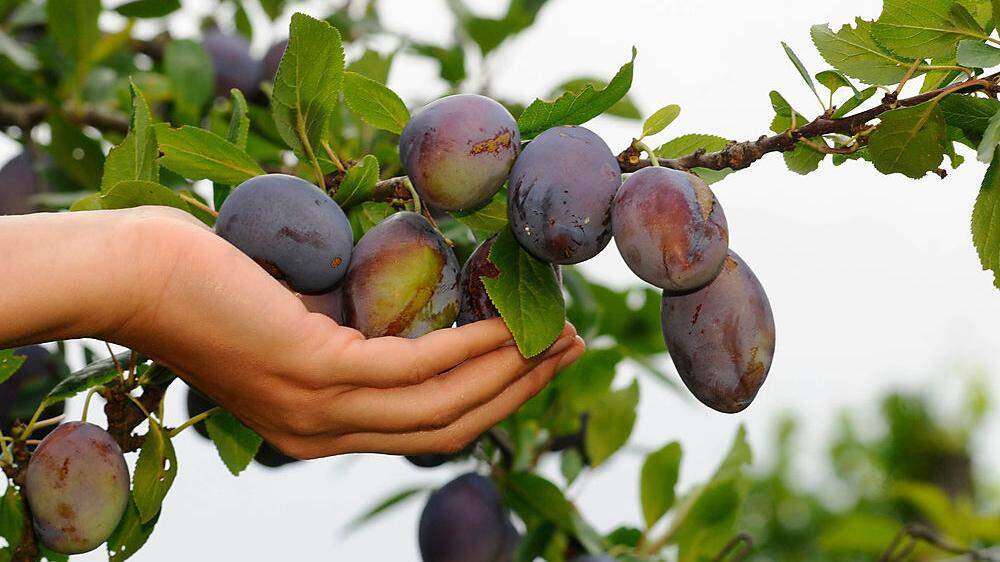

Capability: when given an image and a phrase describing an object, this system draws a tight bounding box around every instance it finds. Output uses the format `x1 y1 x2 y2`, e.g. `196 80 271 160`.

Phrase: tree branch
0 100 129 134
618 73 1000 173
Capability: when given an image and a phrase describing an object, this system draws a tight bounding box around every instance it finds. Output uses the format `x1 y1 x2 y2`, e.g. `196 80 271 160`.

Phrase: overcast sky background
2 0 998 560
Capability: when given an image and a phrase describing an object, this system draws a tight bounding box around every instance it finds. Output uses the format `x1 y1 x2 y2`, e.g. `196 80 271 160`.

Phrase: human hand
101 207 585 459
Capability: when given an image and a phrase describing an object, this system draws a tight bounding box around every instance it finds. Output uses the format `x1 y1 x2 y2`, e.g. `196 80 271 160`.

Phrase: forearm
0 210 141 347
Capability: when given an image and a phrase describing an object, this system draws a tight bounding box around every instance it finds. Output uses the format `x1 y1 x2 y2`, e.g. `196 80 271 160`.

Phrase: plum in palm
418 473 514 562
508 126 620 264
1 345 65 439
202 30 262 96
216 174 354 295
341 212 459 338
400 94 520 211
457 235 501 326
661 251 775 413
0 152 39 215
24 422 129 554
613 167 729 293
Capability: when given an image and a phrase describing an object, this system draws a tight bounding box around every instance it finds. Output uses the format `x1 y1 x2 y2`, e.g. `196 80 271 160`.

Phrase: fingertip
556 341 586 371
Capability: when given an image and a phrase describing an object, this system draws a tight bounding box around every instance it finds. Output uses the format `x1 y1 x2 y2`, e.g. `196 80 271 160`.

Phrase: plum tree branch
617 72 1000 173
0 99 129 134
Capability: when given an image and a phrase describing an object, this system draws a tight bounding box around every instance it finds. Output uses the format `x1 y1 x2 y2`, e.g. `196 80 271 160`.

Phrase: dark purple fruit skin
216 174 353 295
1 345 64 439
300 287 345 324
661 251 775 413
0 152 39 215
613 167 729 293
342 212 459 338
508 126 620 264
457 235 501 326
262 39 287 83
419 473 509 562
400 94 520 211
25 422 129 554
202 30 262 96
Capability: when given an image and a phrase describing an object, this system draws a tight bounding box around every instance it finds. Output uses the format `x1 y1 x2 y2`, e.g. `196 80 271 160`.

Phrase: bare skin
0 207 585 459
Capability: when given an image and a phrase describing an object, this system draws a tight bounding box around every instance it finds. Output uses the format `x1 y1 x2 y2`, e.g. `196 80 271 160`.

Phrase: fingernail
501 338 516 347
542 336 573 359
556 344 585 370
574 335 586 348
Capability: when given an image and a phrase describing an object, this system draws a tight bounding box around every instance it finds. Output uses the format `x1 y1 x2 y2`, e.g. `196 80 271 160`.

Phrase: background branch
618 73 1000 173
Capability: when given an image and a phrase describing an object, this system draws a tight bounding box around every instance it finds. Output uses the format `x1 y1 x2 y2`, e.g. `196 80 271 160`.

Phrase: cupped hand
109 206 585 459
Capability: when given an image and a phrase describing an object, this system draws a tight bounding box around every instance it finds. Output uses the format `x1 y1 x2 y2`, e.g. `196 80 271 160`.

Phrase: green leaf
549 77 641 120
640 104 680 139
343 71 409 135
503 472 573 531
831 86 878 119
348 201 396 242
869 101 948 178
47 115 105 189
640 441 682 529
132 422 177 523
781 41 821 104
0 349 26 385
43 354 124 406
452 0 550 55
0 486 25 549
163 40 214 125
655 134 734 185
411 43 466 86
100 181 189 211
784 141 827 175
102 82 160 191
107 495 159 562
769 91 808 133
958 39 1000 68
205 410 264 476
940 94 1000 142
584 379 639 466
810 19 913 85
972 152 1000 287
46 0 99 69
815 70 858 95
518 48 636 138
114 0 181 18
227 89 250 151
482 227 566 357
334 154 380 208
450 189 508 240
873 0 989 59
347 49 393 84
271 13 345 161
560 448 585 485
977 108 1000 162
819 513 901 554
154 125 264 184
344 486 426 532
668 426 752 562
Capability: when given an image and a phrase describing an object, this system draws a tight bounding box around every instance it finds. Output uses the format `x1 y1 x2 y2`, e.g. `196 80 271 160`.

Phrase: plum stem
321 140 347 175
632 140 659 167
402 176 422 215
179 193 220 218
168 406 221 438
82 387 100 422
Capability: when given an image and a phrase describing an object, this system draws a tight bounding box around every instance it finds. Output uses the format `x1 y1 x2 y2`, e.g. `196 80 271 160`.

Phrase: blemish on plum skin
469 130 513 156
331 257 343 269
276 226 326 249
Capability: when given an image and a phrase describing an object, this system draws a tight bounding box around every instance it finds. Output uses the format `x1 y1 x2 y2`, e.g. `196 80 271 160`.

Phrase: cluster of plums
217 92 775 414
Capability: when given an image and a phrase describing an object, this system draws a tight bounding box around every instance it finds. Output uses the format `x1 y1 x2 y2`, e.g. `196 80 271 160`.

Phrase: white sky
2 1 998 561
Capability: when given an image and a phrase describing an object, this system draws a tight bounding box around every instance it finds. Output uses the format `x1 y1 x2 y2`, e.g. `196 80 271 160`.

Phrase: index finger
332 318 527 388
